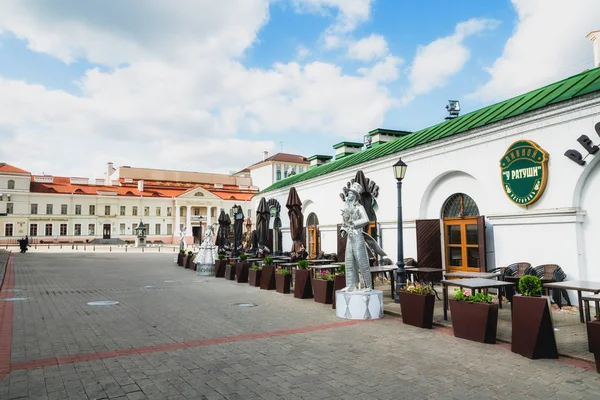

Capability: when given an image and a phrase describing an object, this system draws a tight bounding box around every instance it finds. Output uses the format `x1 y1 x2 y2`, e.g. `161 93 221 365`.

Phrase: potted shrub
294 260 313 299
449 289 498 344
185 251 194 269
312 270 334 304
511 275 558 359
588 314 600 373
236 253 250 283
248 264 262 287
260 256 276 290
275 267 292 294
225 260 237 280
332 264 346 309
398 281 435 329
177 249 185 266
215 254 227 278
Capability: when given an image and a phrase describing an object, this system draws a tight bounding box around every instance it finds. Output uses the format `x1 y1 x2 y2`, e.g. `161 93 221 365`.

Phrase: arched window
307 212 319 226
442 193 479 219
194 192 204 196
74 188 84 194
7 180 15 189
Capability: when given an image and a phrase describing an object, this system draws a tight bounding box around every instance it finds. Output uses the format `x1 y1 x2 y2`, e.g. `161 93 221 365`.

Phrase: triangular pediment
176 186 220 199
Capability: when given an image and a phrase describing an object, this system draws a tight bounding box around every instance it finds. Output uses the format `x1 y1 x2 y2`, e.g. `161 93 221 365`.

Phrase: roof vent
214 183 224 189
308 155 333 168
69 177 89 185
367 129 412 148
587 30 600 68
33 176 54 183
332 142 362 160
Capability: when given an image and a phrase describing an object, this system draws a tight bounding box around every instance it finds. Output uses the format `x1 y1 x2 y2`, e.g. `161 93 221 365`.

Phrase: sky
1 0 599 179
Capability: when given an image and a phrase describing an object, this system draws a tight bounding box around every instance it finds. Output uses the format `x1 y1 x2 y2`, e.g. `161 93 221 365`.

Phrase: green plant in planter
263 256 273 266
276 266 292 275
188 251 193 256
314 270 335 281
401 281 434 295
229 260 236 266
454 289 493 303
337 263 345 275
180 249 185 254
251 264 261 271
518 275 542 297
239 253 248 261
297 260 309 269
218 253 225 260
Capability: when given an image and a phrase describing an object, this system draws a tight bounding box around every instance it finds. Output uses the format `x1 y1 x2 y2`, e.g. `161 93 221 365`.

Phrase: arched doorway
273 217 282 255
306 213 320 258
442 193 486 273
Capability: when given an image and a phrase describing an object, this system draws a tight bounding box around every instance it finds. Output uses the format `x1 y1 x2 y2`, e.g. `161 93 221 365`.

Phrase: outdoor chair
502 262 534 302
533 264 571 307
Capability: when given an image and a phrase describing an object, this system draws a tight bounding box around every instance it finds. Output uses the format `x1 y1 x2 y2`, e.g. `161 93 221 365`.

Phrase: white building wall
250 164 274 191
255 94 600 287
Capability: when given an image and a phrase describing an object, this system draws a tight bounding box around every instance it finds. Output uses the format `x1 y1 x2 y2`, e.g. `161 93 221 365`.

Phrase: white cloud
402 18 499 104
347 34 389 61
0 1 398 178
296 45 311 60
470 0 600 103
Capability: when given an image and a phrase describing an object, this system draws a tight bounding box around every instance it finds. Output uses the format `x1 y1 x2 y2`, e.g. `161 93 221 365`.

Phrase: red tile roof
0 163 30 174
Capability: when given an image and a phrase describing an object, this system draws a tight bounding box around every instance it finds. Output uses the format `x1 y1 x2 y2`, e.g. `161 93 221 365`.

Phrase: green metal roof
262 67 600 193
332 141 363 149
367 128 412 137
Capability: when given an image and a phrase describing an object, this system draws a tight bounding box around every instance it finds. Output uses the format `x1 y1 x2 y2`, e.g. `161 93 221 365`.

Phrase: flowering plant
314 269 334 281
453 289 493 303
276 266 292 275
400 281 434 295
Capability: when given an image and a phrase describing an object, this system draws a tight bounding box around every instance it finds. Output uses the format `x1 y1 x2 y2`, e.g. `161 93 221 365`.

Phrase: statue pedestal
335 290 384 320
135 237 146 247
196 263 215 276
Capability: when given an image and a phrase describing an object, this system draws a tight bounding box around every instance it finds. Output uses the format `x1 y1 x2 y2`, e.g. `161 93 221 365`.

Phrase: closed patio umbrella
286 187 304 253
256 197 270 249
216 209 228 251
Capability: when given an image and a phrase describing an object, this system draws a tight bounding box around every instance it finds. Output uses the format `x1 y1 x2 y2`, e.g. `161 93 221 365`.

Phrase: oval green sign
500 140 549 206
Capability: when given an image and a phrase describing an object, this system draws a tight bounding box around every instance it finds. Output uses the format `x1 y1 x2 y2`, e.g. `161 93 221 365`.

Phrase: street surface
0 251 599 399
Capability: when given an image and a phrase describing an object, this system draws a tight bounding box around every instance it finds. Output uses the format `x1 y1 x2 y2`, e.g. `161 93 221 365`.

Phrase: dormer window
7 180 15 189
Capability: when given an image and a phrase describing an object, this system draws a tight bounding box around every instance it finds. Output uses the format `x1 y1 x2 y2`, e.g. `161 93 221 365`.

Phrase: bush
518 275 542 297
179 249 185 254
276 266 292 275
218 253 225 260
263 256 273 266
188 251 193 256
251 264 261 271
297 260 309 269
239 253 248 261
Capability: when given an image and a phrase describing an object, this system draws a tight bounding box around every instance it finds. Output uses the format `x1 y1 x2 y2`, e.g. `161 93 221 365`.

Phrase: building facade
243 152 309 191
0 163 258 245
256 66 600 289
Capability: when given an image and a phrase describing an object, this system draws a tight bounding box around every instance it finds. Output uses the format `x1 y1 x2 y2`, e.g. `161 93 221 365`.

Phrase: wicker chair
533 264 571 307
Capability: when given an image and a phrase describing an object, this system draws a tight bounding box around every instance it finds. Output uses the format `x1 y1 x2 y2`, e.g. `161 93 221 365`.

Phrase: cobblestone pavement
0 252 599 400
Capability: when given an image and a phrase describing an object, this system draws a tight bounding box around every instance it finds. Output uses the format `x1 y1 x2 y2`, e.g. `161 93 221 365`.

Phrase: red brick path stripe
10 319 365 371
0 253 15 381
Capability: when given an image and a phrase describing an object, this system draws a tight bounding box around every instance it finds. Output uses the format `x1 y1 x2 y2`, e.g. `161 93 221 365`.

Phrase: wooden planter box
236 262 250 283
260 265 276 290
511 295 558 359
332 274 346 309
225 264 237 280
294 269 313 299
275 273 291 294
312 278 334 304
177 253 184 266
399 291 435 329
586 321 600 373
449 299 498 344
248 269 262 287
183 255 191 269
215 260 226 278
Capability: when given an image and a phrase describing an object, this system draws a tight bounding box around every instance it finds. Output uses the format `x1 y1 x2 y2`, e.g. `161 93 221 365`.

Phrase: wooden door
444 217 485 272
416 219 442 270
103 224 111 239
307 226 317 258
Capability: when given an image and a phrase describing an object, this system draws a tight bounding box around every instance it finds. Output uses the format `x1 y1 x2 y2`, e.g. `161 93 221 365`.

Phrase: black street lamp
393 158 408 303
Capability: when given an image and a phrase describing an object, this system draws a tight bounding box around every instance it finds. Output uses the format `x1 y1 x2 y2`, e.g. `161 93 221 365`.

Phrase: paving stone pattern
0 252 598 399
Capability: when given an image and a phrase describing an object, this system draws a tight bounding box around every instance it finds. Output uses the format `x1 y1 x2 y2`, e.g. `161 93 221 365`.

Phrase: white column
186 205 192 236
175 205 181 236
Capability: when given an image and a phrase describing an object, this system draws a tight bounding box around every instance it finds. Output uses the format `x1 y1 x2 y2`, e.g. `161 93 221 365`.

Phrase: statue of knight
340 182 386 292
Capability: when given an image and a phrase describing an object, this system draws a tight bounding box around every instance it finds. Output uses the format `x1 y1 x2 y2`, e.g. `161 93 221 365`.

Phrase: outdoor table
370 266 397 299
543 281 600 323
308 264 339 278
405 268 444 300
307 259 332 265
441 278 516 320
443 271 501 279
272 259 288 265
582 293 600 322
246 258 262 262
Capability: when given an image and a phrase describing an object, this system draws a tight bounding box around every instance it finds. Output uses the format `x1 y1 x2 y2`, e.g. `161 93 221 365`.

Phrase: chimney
137 180 144 192
106 161 115 186
263 150 268 161
587 31 600 68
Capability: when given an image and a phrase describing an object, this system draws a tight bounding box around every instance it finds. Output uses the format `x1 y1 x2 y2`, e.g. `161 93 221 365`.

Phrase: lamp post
393 158 408 303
